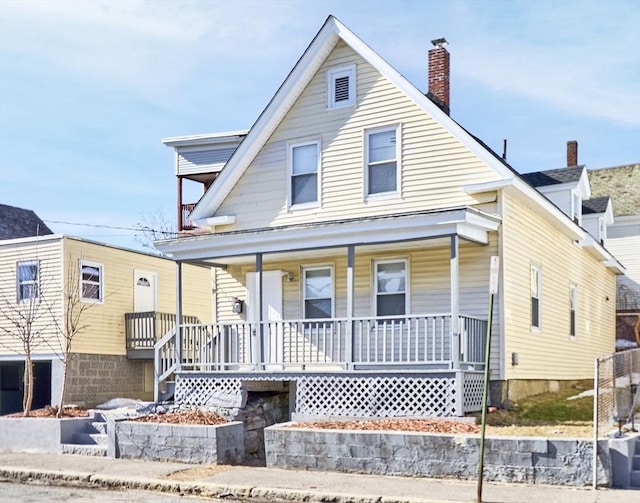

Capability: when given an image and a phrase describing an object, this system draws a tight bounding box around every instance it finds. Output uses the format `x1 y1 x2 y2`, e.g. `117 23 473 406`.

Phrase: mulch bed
5 406 89 418
127 410 228 425
290 418 480 434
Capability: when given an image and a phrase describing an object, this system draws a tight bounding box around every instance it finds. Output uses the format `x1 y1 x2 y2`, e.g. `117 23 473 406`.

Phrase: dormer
521 142 590 225
162 130 248 231
582 196 614 246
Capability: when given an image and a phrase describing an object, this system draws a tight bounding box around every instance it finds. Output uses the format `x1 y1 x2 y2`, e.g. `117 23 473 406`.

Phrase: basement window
327 65 355 109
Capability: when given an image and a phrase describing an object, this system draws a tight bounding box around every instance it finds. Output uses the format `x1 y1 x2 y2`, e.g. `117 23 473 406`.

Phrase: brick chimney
567 140 578 167
428 38 450 115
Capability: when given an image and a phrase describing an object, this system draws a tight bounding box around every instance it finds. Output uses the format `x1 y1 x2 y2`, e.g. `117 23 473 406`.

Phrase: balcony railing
125 312 200 349
180 203 197 231
170 314 487 372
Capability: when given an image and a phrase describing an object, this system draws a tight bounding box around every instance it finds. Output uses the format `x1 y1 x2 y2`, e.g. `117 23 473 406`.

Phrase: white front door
246 270 283 366
134 270 157 344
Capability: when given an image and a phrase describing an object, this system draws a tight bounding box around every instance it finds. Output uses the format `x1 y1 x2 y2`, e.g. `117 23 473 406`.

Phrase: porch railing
172 314 487 371
125 312 200 349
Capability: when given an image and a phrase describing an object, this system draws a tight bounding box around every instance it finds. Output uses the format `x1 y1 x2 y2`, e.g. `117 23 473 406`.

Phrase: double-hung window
17 260 39 302
374 259 407 317
569 284 577 337
303 267 333 319
289 141 319 207
80 260 103 302
530 264 541 330
365 125 399 197
327 65 355 109
571 190 581 225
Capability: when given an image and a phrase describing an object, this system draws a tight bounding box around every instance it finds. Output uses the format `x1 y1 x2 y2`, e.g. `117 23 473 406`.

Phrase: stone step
62 443 107 457
72 432 108 446
87 421 107 435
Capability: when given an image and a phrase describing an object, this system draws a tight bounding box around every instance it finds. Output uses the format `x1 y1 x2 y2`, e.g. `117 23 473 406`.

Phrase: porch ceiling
156 207 501 264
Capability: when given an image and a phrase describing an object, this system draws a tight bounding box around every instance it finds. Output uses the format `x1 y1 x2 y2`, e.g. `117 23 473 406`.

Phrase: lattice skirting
296 375 458 417
175 371 483 417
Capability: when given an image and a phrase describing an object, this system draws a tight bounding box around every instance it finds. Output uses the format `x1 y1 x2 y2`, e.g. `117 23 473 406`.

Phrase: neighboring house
0 234 213 414
0 203 54 239
589 164 640 349
154 16 622 418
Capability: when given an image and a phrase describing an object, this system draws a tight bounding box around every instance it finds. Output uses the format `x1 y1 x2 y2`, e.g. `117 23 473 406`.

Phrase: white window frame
569 283 577 338
571 190 581 225
327 64 355 110
598 216 606 244
364 124 401 199
16 260 39 303
373 258 409 317
301 266 334 320
288 140 321 210
80 260 104 303
530 264 541 331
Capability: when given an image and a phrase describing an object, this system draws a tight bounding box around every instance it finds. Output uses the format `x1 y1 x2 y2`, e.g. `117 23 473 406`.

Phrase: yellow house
154 17 622 417
0 234 212 413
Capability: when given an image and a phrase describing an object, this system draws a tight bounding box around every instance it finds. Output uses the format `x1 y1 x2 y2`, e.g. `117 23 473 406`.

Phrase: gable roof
588 164 640 217
0 203 53 240
582 196 611 215
521 166 585 187
188 15 518 223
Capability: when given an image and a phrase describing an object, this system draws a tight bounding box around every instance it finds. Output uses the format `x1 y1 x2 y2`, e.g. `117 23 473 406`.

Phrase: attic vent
327 64 355 109
334 76 349 102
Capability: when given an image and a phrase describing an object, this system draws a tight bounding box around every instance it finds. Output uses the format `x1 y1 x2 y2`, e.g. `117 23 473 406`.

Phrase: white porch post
256 253 263 366
451 235 460 370
175 260 183 372
346 245 355 368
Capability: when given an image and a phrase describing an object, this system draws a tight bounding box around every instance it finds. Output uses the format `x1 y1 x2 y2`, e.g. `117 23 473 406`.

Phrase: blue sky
1 0 638 251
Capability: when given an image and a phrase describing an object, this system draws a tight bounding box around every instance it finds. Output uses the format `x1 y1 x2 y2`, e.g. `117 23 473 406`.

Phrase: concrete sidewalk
0 452 637 503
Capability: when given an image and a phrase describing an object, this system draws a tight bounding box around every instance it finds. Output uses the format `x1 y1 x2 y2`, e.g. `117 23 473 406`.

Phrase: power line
43 219 178 235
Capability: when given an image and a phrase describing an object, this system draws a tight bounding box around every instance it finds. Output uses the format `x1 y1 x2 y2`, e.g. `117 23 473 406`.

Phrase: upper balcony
162 130 249 231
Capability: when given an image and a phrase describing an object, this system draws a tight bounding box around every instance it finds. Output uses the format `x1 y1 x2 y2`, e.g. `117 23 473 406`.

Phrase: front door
134 270 157 345
246 271 283 366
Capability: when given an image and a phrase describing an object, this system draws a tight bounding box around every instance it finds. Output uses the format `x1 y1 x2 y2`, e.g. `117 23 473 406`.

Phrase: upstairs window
598 216 606 245
327 65 355 109
289 141 320 207
303 267 333 319
571 190 581 225
531 264 541 330
569 283 577 337
374 259 407 317
80 260 103 302
17 260 39 302
366 126 400 197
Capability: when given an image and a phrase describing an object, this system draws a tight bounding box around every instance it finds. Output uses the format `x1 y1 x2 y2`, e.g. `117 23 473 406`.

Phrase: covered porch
155 207 501 415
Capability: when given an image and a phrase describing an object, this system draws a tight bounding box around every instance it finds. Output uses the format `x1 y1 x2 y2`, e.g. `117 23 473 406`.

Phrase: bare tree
133 207 177 255
44 254 93 417
0 260 49 416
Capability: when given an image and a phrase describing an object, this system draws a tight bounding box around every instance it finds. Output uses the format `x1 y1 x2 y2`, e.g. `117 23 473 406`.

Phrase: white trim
364 124 401 200
301 265 335 319
155 208 501 261
193 215 237 229
288 139 321 210
372 258 409 317
327 64 356 109
79 259 104 304
161 130 249 147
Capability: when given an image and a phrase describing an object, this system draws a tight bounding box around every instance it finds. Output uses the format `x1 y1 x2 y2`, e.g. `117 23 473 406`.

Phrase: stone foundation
65 354 151 407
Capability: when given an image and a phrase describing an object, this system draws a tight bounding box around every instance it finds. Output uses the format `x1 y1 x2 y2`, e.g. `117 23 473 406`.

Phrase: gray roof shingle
582 196 610 215
0 203 54 240
520 166 585 187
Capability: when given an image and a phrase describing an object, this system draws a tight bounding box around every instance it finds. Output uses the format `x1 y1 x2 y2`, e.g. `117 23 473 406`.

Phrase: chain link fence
594 348 640 439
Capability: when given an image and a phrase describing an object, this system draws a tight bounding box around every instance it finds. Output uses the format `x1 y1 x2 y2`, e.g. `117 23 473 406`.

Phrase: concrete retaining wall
112 420 244 464
265 424 612 487
0 416 94 453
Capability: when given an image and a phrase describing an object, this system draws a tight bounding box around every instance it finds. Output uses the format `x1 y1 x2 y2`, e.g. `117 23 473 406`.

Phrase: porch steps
61 413 108 457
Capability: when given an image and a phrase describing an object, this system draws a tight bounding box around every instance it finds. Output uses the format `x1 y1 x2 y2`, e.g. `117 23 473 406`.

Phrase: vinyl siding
0 237 63 355
178 146 236 177
216 40 502 230
59 238 213 356
501 188 616 381
214 239 498 332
